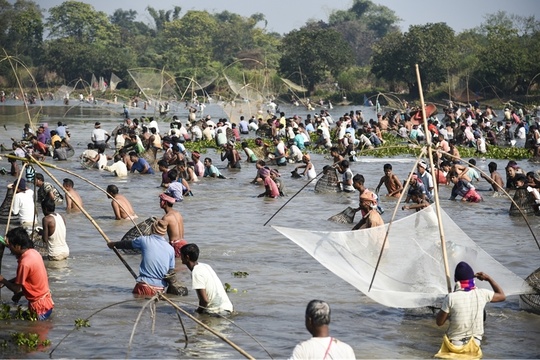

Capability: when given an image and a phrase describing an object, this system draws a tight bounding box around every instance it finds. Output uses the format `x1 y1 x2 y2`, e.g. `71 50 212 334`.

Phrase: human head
6 226 34 253
151 219 168 236
106 184 119 197
159 192 175 207
515 174 527 187
167 169 178 181
305 300 331 334
204 157 212 166
34 173 45 187
63 178 74 188
488 162 497 173
448 171 459 184
352 173 365 192
258 166 270 179
180 243 200 262
129 151 138 160
383 163 392 174
417 160 427 173
94 121 101 128
454 261 474 281
41 197 56 215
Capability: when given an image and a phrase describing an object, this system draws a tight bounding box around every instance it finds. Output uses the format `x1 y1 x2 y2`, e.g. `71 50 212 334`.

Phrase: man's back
442 288 494 341
291 337 356 360
191 262 233 313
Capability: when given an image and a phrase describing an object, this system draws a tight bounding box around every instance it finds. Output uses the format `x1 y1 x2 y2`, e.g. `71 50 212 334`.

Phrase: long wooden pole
415 64 452 293
23 154 138 279
158 294 255 359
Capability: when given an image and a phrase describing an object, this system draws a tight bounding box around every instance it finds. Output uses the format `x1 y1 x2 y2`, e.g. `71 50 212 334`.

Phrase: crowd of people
2 100 539 358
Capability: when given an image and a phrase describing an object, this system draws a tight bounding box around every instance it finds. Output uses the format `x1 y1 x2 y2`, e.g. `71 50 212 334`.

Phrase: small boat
410 103 438 125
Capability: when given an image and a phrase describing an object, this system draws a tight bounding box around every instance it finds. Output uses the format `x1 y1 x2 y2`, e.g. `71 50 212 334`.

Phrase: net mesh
314 167 339 193
273 207 532 308
128 68 178 103
509 188 538 216
110 72 122 91
519 267 540 314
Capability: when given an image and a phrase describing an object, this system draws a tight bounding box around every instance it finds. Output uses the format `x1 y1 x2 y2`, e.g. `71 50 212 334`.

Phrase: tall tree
162 11 217 70
371 23 457 94
44 1 126 81
146 6 181 34
328 0 400 66
279 26 354 93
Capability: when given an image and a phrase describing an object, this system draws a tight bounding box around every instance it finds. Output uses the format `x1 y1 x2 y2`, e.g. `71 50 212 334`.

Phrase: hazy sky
30 0 540 35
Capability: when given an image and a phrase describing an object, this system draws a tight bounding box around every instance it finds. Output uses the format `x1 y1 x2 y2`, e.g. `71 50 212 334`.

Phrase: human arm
475 272 506 302
111 200 123 220
436 308 449 326
42 215 53 244
375 176 385 194
107 240 134 250
0 275 22 295
195 288 210 313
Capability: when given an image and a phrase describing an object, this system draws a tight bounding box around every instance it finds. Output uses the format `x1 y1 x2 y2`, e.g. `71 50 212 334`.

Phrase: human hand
107 242 115 249
12 292 22 303
475 272 490 281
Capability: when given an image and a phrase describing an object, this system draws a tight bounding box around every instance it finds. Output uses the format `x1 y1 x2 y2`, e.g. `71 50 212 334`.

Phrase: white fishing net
273 207 532 308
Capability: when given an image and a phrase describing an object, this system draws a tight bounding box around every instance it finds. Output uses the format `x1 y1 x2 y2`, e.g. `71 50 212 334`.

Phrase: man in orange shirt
0 227 54 320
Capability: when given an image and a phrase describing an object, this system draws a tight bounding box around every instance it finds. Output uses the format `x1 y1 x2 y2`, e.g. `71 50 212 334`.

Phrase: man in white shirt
10 179 38 234
290 300 356 360
91 122 110 147
180 243 233 315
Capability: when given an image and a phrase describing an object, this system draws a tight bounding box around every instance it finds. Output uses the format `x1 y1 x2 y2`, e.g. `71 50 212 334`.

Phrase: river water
0 100 539 358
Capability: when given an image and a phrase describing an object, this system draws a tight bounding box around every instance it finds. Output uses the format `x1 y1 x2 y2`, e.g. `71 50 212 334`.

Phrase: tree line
1 0 539 102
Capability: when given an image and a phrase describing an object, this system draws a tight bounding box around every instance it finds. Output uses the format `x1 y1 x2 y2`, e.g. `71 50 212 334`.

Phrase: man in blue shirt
129 151 154 174
107 219 175 295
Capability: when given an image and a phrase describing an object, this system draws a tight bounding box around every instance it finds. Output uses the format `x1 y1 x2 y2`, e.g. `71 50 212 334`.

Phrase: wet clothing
16 249 54 319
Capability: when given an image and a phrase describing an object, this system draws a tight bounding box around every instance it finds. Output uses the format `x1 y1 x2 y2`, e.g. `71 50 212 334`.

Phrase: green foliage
232 271 249 278
372 23 457 94
279 27 354 93
74 318 90 329
10 332 50 349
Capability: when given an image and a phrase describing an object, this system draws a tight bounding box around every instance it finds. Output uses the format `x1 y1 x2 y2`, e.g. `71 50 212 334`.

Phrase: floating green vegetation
10 332 50 349
0 304 38 321
223 283 239 293
232 271 249 278
74 318 90 329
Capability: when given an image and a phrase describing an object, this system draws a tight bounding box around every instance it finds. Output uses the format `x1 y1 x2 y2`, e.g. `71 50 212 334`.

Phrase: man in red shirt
0 227 54 320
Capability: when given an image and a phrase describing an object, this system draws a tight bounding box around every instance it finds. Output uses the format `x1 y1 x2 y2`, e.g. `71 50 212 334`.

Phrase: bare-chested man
106 184 137 220
375 163 403 198
158 193 185 257
481 161 505 193
63 178 83 213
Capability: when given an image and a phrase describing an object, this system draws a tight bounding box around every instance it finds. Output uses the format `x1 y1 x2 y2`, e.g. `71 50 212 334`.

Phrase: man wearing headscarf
351 174 383 230
436 261 506 349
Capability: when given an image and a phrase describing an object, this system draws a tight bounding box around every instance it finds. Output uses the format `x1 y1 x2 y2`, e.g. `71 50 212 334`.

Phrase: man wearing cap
436 261 505 349
108 219 175 296
404 173 429 204
417 160 434 203
159 193 186 257
91 121 110 148
10 179 38 234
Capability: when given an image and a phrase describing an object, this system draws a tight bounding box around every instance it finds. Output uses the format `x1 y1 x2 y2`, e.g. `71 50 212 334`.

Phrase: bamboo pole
158 294 255 360
368 149 427 292
0 163 29 298
415 64 452 293
22 154 138 279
